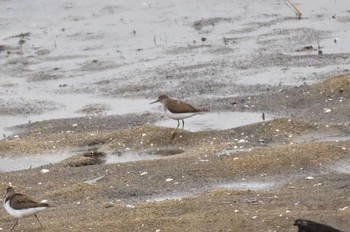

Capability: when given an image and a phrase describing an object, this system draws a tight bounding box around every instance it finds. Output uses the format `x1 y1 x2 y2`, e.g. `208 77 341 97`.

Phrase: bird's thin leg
35 214 43 228
181 119 185 131
175 120 180 131
171 120 180 140
11 218 18 231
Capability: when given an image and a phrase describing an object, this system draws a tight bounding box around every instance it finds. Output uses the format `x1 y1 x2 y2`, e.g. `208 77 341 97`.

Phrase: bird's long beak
150 99 160 104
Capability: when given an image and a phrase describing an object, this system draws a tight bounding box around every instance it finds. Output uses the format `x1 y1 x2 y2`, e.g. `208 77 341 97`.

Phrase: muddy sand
1 0 350 231
0 74 349 231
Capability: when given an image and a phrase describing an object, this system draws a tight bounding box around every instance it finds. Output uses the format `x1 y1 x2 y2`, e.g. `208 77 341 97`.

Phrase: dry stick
286 0 302 19
289 1 302 18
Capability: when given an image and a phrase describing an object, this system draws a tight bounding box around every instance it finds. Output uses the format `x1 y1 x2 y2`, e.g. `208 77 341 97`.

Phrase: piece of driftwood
294 219 345 232
285 0 302 19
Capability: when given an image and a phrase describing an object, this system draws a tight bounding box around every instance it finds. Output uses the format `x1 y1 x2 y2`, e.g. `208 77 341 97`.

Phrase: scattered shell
324 108 331 113
41 199 48 203
84 176 104 184
140 172 148 176
166 178 173 182
40 169 49 173
72 123 78 127
305 176 314 180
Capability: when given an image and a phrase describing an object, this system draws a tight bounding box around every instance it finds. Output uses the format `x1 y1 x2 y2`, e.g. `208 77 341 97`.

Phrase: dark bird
293 219 345 232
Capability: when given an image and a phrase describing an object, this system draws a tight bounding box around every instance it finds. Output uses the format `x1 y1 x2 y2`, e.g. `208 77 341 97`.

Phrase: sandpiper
3 186 49 230
150 94 206 132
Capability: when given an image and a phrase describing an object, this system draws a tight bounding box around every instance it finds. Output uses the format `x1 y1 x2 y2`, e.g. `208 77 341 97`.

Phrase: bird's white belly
4 201 47 218
164 110 196 120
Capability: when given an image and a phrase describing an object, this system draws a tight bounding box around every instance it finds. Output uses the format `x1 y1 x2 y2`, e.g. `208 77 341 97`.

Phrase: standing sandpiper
150 95 206 132
3 186 50 230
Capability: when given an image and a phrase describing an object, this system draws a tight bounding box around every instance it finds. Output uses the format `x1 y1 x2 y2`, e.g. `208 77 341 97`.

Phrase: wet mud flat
0 74 350 231
1 0 350 231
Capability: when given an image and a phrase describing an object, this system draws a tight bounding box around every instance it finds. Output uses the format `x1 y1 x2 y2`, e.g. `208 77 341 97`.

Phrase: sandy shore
0 74 350 231
1 0 350 231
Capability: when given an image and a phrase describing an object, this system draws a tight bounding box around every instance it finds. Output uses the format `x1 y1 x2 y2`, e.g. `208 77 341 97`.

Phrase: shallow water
104 152 161 164
0 151 162 173
0 96 151 136
153 111 269 131
145 180 278 202
215 180 277 191
330 159 350 174
295 134 350 143
1 0 350 136
0 152 72 172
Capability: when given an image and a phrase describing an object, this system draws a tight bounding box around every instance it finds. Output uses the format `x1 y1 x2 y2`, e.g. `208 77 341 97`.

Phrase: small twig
286 0 302 19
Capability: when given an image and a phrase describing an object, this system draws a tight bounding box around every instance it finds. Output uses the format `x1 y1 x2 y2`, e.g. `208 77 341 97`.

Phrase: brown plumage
161 96 201 114
6 188 49 210
150 95 207 132
3 186 49 230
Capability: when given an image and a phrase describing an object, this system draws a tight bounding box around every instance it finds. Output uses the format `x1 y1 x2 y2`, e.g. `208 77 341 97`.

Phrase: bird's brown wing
167 100 200 113
10 193 48 209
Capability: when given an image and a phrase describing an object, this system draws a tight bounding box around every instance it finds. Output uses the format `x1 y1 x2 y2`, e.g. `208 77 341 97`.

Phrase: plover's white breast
164 109 197 120
4 200 48 218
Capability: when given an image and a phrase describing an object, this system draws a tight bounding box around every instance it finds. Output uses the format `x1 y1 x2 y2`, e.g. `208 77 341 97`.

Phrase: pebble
41 169 49 173
104 202 114 208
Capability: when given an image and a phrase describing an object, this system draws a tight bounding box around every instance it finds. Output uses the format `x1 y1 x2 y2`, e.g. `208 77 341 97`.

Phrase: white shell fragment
84 176 105 184
40 169 50 173
305 176 314 180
